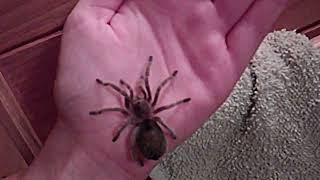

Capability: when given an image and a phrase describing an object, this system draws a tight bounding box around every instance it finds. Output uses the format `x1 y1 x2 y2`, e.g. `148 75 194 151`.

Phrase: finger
76 0 125 22
214 0 255 34
227 0 289 69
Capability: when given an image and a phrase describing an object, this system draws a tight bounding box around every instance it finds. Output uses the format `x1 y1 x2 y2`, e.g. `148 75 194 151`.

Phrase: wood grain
311 35 320 48
0 69 42 164
0 0 77 54
0 32 61 142
298 20 320 39
0 124 27 177
275 0 320 31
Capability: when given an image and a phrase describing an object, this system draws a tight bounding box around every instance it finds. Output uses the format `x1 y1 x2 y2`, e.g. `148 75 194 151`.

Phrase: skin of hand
21 0 290 180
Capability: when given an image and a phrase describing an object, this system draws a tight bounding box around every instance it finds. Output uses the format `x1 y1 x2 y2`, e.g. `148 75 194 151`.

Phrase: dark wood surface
275 0 320 30
311 35 320 48
0 0 77 54
0 32 61 142
0 124 27 177
0 71 41 165
298 20 320 39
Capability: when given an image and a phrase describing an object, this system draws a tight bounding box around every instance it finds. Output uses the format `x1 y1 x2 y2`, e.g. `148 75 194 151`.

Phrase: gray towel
150 30 320 180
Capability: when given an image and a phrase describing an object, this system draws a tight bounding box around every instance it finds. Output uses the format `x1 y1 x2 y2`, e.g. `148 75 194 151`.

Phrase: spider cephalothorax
90 56 191 166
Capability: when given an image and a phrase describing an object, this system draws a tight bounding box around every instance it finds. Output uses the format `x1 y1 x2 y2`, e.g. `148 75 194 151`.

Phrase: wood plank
275 0 320 31
0 69 42 165
0 124 27 177
0 0 77 54
0 32 61 142
298 20 320 38
311 35 320 48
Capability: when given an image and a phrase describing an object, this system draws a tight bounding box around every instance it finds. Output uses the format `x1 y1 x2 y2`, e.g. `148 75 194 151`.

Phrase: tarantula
89 56 191 166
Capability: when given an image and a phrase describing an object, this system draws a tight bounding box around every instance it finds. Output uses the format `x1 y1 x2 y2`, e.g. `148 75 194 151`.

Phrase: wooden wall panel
299 20 320 39
275 0 320 31
0 0 78 54
0 124 27 177
311 35 320 48
0 69 41 164
0 32 61 142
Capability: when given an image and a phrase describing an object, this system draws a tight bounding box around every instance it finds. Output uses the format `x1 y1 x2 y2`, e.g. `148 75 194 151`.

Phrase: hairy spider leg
153 98 191 114
152 70 178 107
154 117 177 139
112 121 130 142
120 79 133 99
89 107 129 116
120 79 134 109
144 56 153 102
96 79 128 98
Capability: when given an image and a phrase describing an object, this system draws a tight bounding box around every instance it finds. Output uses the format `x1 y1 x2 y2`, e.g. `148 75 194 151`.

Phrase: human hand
24 0 289 179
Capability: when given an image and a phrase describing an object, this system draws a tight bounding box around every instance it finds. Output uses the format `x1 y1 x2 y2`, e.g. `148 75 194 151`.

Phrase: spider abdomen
136 120 167 160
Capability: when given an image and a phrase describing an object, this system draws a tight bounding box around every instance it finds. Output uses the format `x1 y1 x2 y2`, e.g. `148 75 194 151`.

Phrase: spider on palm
89 56 191 166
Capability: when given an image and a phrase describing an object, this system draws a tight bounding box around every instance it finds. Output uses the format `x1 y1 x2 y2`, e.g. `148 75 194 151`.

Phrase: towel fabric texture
150 30 320 180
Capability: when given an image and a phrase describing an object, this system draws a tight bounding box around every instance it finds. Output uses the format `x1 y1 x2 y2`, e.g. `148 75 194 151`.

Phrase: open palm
54 0 288 178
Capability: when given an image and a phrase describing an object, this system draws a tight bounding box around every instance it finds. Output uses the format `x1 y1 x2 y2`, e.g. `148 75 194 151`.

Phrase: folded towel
150 30 320 180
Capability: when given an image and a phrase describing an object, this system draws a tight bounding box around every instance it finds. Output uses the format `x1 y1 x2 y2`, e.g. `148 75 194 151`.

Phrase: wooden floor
0 0 319 178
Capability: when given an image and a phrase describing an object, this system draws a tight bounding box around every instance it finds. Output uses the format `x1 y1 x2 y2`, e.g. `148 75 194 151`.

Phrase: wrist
22 120 134 180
